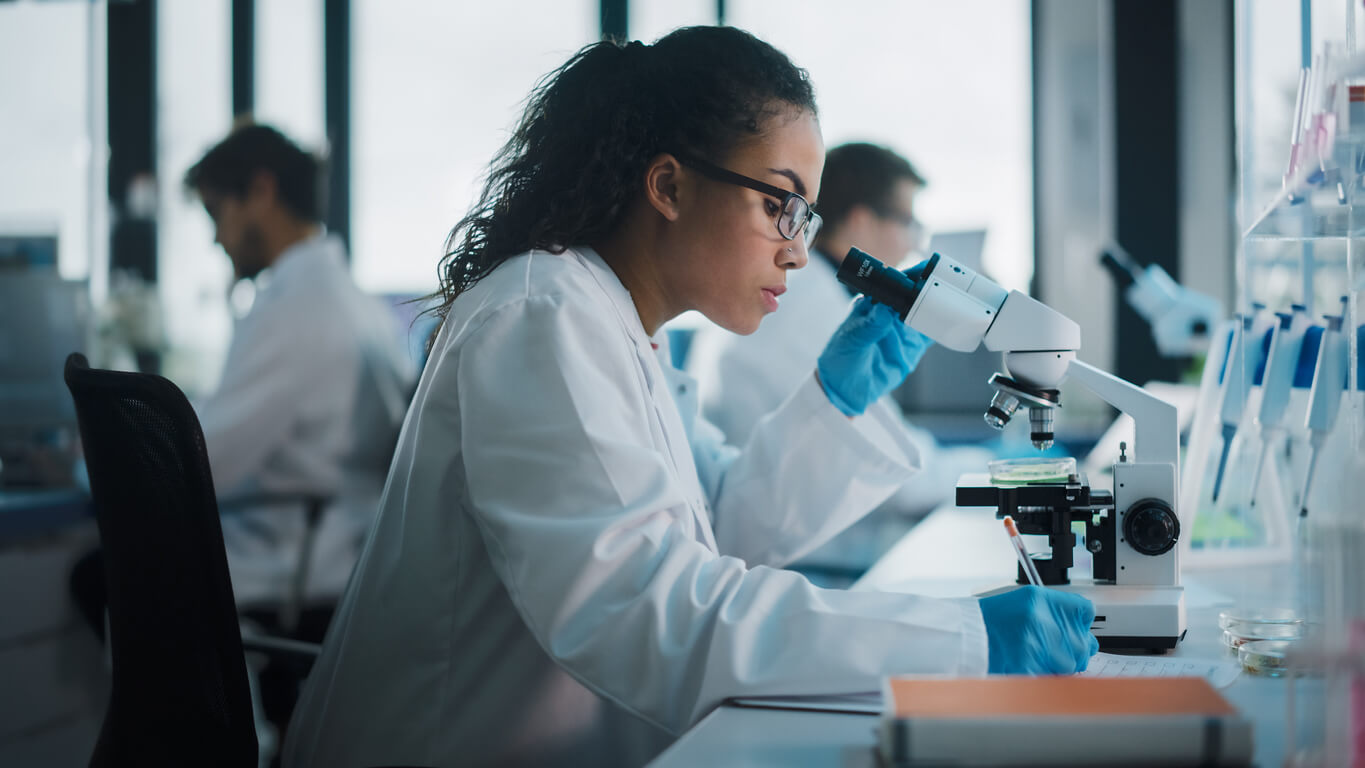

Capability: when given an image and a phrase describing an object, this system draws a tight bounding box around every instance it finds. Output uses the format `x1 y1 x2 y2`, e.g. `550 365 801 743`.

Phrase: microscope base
980 582 1187 651
1057 582 1187 651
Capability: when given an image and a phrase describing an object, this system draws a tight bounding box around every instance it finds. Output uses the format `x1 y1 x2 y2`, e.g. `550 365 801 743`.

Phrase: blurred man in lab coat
184 124 414 613
687 143 991 570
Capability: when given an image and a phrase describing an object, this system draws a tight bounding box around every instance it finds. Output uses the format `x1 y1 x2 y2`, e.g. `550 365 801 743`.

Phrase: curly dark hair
430 26 816 322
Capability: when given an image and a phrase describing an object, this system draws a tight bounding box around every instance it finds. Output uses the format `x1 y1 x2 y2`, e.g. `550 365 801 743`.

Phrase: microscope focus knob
1122 499 1180 556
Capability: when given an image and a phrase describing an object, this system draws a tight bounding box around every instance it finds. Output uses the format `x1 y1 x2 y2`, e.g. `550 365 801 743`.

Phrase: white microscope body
839 249 1187 649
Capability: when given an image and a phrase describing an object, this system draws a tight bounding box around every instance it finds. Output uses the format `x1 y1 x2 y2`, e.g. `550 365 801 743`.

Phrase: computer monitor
0 231 59 270
925 229 987 274
380 293 441 373
0 272 88 430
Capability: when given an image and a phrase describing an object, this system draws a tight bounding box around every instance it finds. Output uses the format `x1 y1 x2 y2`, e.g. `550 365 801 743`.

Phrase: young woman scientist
284 27 1097 768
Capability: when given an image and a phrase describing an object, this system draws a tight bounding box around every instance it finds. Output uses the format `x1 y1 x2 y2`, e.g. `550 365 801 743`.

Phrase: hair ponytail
429 26 816 322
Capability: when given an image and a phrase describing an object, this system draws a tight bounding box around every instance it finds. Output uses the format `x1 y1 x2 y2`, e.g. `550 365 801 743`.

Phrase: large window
728 0 1034 291
0 1 106 284
632 0 714 43
158 0 233 395
350 0 597 295
256 0 326 150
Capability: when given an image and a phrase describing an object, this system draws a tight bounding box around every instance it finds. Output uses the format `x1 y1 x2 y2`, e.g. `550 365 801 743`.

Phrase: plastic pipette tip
1211 438 1234 502
1297 449 1320 522
1246 445 1268 509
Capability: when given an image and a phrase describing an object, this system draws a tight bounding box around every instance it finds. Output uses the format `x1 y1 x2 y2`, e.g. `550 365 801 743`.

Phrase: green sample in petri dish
987 457 1077 484
1238 639 1294 677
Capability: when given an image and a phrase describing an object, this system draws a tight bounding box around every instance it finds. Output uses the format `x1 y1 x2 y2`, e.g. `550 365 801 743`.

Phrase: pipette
1285 67 1310 193
1248 305 1310 507
1003 516 1044 587
1212 307 1275 501
1298 300 1348 519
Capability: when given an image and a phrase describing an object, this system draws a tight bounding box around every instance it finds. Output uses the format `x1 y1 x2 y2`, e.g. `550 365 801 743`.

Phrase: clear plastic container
1217 607 1304 631
1222 621 1303 651
987 456 1077 484
1239 639 1293 677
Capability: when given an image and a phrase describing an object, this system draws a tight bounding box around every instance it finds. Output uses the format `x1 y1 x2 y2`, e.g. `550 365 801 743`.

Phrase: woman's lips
761 285 785 312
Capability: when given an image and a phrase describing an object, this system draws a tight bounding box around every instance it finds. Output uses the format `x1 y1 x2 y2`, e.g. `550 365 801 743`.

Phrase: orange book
880 676 1252 766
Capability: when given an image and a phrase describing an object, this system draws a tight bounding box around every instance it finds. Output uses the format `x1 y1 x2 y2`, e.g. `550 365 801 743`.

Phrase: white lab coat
687 250 993 526
282 247 987 768
198 233 414 606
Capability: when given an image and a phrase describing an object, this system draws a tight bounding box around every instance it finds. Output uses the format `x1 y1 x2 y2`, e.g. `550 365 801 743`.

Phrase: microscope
1099 243 1223 359
838 249 1187 650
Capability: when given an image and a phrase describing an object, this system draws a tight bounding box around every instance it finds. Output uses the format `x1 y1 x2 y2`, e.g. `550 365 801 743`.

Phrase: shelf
1243 201 1364 241
1243 137 1365 241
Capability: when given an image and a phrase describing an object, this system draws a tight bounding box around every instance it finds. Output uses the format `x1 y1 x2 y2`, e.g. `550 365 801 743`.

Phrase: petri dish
1239 639 1294 677
1222 621 1303 651
1217 607 1303 631
987 456 1077 484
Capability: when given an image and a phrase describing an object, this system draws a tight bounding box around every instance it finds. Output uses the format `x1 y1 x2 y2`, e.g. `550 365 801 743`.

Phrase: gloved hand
817 296 933 417
978 586 1099 675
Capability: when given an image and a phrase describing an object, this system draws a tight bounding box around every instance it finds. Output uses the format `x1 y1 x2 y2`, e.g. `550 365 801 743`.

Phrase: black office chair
63 352 276 767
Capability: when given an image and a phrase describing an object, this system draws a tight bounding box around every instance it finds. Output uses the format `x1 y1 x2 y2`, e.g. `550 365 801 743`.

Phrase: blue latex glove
817 297 933 417
978 586 1099 675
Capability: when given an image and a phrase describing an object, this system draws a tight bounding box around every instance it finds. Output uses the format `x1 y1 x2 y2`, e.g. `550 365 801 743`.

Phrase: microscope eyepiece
1099 248 1140 290
835 248 937 320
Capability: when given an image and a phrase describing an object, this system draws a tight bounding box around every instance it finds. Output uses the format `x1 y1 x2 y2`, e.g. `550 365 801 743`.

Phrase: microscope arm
1064 359 1180 468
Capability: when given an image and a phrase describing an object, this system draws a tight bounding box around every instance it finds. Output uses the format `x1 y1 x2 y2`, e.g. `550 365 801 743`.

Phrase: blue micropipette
1298 299 1349 518
1211 307 1275 502
1248 306 1311 507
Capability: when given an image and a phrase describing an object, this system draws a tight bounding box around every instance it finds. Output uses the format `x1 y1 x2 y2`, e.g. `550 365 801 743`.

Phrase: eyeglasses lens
781 196 821 247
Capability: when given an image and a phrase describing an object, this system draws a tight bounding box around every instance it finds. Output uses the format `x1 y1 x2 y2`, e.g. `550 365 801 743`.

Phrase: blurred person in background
687 142 993 571
182 123 414 617
71 124 416 755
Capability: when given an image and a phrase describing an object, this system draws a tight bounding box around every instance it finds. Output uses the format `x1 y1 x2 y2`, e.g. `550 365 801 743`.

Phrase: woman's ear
643 153 684 222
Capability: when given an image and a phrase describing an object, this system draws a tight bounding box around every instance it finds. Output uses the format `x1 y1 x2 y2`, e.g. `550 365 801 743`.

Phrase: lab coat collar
568 246 657 348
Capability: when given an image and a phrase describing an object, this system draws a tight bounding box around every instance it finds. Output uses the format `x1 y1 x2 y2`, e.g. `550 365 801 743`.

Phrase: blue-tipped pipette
1298 299 1349 519
1248 305 1311 507
1211 307 1275 501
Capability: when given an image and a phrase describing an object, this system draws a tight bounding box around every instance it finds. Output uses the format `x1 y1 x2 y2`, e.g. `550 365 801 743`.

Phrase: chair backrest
64 353 257 767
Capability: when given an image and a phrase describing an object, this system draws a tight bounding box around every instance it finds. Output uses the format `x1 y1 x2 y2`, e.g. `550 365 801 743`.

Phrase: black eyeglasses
674 153 822 248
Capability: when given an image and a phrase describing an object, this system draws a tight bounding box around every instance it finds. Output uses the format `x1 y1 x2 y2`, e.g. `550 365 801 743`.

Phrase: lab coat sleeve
696 376 922 568
458 295 986 735
197 296 333 492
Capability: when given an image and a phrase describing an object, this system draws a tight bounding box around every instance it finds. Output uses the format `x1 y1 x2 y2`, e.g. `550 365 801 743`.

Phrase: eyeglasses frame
672 153 822 247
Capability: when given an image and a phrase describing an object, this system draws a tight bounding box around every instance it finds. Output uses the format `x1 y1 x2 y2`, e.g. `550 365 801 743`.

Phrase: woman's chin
716 313 764 336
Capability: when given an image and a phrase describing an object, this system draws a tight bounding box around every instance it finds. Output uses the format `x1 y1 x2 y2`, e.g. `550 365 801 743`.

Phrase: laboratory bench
647 505 1308 767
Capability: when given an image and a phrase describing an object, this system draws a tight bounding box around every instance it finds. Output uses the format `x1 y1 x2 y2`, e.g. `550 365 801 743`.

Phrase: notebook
726 652 1240 715
879 676 1252 766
